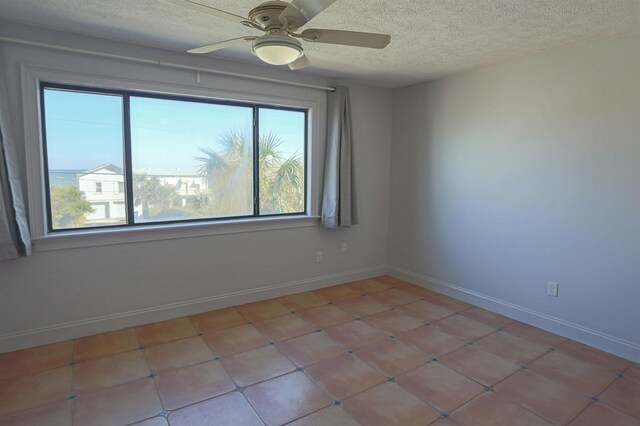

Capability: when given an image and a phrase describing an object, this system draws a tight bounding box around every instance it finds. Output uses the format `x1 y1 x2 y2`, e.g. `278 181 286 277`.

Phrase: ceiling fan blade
188 36 257 54
301 29 391 49
280 0 337 27
288 54 311 70
161 0 247 24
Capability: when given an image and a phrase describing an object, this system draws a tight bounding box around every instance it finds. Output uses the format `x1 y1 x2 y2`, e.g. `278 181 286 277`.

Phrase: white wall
0 22 392 352
388 35 640 361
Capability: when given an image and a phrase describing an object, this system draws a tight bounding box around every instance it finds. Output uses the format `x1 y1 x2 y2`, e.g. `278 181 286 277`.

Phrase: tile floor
1 275 639 426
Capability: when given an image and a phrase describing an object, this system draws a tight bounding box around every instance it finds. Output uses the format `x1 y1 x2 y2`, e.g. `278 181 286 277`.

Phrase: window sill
32 215 321 252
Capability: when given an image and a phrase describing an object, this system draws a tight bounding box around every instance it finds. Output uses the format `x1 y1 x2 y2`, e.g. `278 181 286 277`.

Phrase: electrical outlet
316 251 323 262
341 242 348 253
547 281 559 297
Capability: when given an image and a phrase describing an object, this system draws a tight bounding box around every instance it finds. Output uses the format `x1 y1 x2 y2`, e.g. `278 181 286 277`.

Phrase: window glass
130 97 254 223
43 88 126 230
258 108 306 215
41 85 307 232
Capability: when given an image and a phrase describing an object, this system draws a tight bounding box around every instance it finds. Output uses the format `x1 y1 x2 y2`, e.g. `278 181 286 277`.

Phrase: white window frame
21 64 325 252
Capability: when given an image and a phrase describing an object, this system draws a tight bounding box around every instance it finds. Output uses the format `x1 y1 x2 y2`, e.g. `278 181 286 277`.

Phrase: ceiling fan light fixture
252 34 303 65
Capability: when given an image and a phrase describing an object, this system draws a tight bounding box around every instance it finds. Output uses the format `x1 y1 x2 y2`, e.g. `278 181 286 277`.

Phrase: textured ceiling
0 0 639 88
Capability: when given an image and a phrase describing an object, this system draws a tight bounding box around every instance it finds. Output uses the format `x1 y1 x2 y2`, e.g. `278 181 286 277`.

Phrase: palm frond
259 132 285 163
195 146 227 177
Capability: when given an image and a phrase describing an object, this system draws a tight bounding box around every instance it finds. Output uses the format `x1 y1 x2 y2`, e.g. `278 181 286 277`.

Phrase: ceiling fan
162 0 391 69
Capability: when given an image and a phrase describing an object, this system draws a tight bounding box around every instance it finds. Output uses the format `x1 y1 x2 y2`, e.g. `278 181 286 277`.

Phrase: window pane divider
123 94 135 227
253 106 260 216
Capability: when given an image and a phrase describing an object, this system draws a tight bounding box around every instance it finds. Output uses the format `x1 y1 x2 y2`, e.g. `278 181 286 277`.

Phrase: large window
41 84 307 231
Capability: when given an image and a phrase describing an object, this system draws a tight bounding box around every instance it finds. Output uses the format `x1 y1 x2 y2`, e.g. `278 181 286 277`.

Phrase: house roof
78 164 124 176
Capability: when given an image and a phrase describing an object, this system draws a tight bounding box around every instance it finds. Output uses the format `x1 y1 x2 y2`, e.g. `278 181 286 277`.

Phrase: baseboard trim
388 265 640 363
0 265 387 353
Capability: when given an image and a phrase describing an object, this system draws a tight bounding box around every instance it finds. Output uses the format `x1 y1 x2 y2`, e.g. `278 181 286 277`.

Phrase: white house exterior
77 164 209 223
148 170 207 208
78 164 126 224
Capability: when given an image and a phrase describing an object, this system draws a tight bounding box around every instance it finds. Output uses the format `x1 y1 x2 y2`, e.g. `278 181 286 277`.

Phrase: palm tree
195 130 304 215
133 173 177 220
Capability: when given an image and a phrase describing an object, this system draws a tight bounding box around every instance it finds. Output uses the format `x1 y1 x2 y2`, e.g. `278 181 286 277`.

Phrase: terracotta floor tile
323 320 388 349
459 307 514 329
132 417 168 426
335 295 389 317
356 339 430 377
343 382 441 426
494 370 591 425
363 309 424 334
428 295 473 313
72 378 162 426
244 372 332 426
73 349 149 391
0 400 71 426
7 282 636 426
305 353 387 400
440 345 520 386
235 299 291 321
169 391 262 426
346 278 392 294
203 324 269 356
397 300 455 323
450 392 551 426
253 313 315 342
529 351 616 396
189 307 247 333
431 420 460 426
0 340 73 380
276 331 346 367
475 330 549 365
289 405 360 426
502 322 567 348
155 360 235 410
396 362 484 412
368 288 421 307
401 285 440 299
144 336 213 371
568 402 640 426
397 326 467 358
625 364 640 384
432 315 496 341
557 340 633 372
135 317 197 347
296 304 355 328
221 345 295 387
600 378 640 418
313 285 362 302
278 291 327 311
371 275 413 288
73 328 139 362
0 366 72 415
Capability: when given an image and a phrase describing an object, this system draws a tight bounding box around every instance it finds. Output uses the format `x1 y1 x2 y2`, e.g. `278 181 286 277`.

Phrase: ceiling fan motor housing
248 1 291 30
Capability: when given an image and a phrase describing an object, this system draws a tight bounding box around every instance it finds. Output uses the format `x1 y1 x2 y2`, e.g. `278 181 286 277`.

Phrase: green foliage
50 185 93 228
195 130 304 215
133 174 178 220
259 132 305 214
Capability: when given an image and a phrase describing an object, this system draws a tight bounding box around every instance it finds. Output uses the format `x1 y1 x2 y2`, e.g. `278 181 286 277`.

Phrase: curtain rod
0 36 336 92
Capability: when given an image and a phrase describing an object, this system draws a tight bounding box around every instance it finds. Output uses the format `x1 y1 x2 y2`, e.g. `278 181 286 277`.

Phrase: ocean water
49 170 82 186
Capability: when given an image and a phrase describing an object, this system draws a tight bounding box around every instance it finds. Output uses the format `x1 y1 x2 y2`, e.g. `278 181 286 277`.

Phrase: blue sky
44 88 306 172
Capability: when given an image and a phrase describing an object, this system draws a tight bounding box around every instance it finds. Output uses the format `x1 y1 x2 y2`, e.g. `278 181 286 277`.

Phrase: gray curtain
0 55 31 260
321 86 357 229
